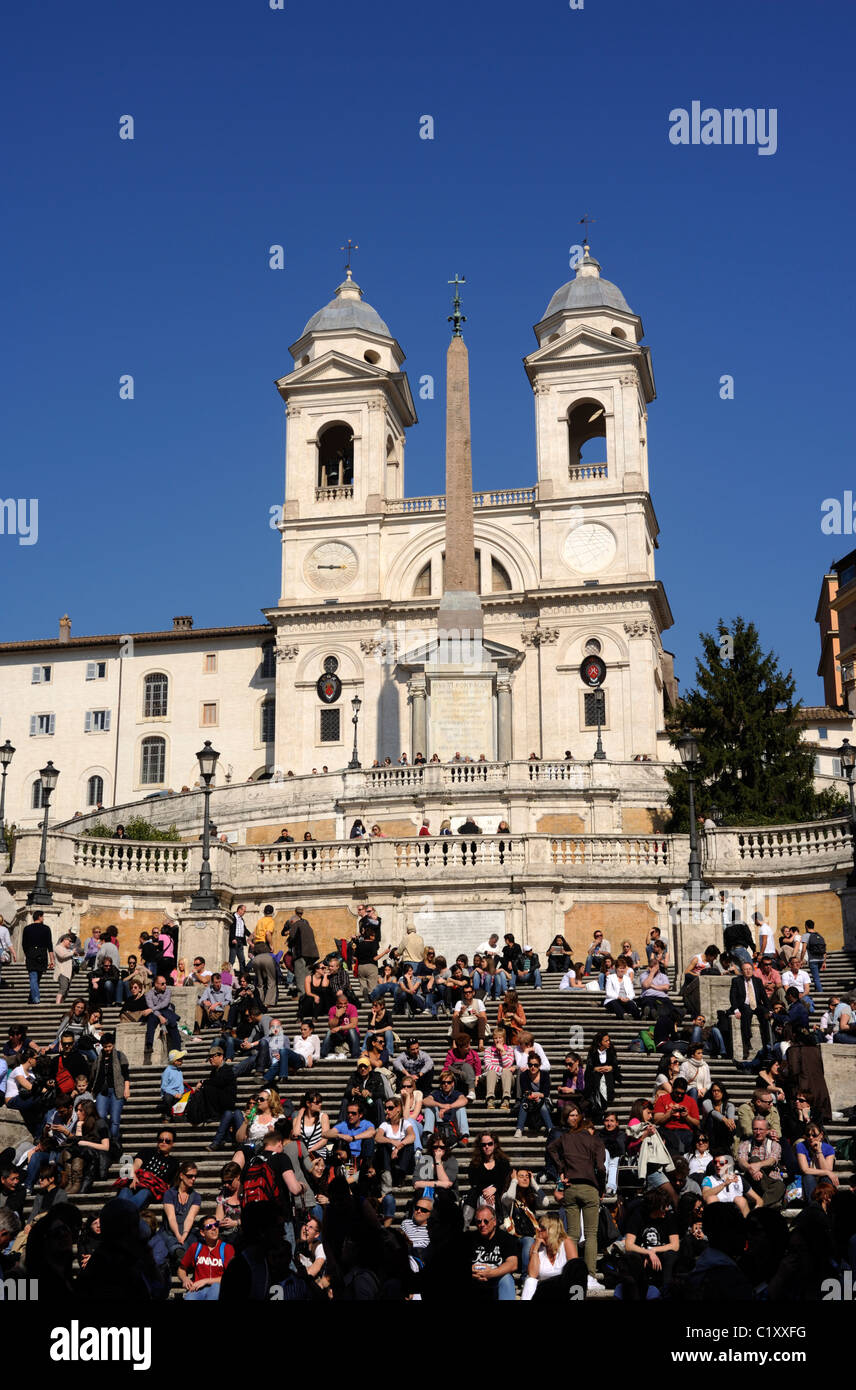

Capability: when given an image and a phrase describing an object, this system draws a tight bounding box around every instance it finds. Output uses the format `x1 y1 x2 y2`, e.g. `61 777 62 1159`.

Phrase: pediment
526 326 639 367
397 637 522 668
276 350 387 390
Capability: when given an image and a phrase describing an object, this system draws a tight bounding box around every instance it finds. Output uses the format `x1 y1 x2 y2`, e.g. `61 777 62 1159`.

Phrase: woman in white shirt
521 1215 581 1301
679 1045 711 1101
603 960 640 1020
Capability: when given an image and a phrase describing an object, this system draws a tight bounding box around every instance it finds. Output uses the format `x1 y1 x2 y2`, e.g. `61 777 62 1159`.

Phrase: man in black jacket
22 911 54 1004
199 1047 243 1150
283 908 318 996
729 961 772 1058
723 919 754 966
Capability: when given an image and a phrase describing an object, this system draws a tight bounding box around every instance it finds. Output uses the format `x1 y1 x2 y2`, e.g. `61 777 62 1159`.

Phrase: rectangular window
84 710 111 732
261 643 276 680
832 757 843 778
201 702 218 727
261 701 275 743
319 708 341 743
31 665 52 684
85 661 107 680
203 653 217 673
818 727 828 740
30 713 56 736
583 690 607 728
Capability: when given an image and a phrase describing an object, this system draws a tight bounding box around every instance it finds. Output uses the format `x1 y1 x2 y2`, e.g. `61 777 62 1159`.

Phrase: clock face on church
562 522 617 575
303 541 359 592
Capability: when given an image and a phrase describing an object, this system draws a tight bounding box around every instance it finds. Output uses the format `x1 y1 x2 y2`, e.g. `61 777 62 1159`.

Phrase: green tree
666 617 848 829
83 817 182 843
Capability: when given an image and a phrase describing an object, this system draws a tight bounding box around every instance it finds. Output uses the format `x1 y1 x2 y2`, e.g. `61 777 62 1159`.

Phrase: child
160 1048 187 1119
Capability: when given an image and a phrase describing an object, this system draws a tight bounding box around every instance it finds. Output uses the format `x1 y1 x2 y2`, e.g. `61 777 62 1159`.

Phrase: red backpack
241 1154 279 1207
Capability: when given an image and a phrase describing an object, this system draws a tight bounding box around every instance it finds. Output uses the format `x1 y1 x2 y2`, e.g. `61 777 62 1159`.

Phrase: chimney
172 615 193 631
59 614 71 644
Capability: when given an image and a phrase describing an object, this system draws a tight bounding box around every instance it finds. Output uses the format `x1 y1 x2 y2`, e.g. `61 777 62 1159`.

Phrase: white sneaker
586 1274 602 1291
467 1089 476 1101
514 1129 523 1138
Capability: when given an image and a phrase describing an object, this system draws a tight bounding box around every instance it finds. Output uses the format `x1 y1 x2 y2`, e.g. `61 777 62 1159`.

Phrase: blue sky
3 0 854 703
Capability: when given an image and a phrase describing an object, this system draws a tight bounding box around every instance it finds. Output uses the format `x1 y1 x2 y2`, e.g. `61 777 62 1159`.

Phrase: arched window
143 672 169 718
567 399 607 474
584 637 602 654
317 423 354 490
87 775 104 807
413 562 431 597
610 327 627 340
261 699 276 744
140 736 166 784
490 558 512 592
31 780 44 810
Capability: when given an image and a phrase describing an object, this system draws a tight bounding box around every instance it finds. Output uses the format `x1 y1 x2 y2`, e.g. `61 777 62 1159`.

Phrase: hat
208 1046 224 1057
168 1049 187 1063
357 1055 371 1067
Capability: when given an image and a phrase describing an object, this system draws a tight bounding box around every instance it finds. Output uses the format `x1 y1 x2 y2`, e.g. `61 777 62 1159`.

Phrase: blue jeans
808 959 823 993
229 940 247 971
117 1186 152 1210
690 1025 726 1057
145 1008 181 1050
262 1046 306 1084
321 1029 360 1058
517 1101 552 1133
28 970 42 1002
185 1284 221 1300
370 982 398 1002
516 969 542 989
365 1028 395 1054
394 988 426 1015
25 1148 54 1191
96 1092 125 1137
520 1235 535 1272
732 946 753 966
213 1108 244 1145
834 1031 856 1044
491 1273 517 1301
423 1107 470 1138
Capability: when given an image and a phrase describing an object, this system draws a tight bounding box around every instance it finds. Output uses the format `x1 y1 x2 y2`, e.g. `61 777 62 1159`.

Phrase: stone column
409 674 428 760
176 909 233 979
496 673 513 762
840 886 856 951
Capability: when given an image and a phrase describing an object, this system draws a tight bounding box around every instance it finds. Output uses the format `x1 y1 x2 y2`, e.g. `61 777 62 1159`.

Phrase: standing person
584 1030 621 1121
53 933 77 1006
546 1100 605 1286
284 908 318 996
229 905 248 972
22 910 54 1004
354 922 380 1001
0 915 15 989
90 1032 131 1139
753 911 776 958
252 905 275 956
803 920 827 994
250 950 278 1012
729 960 772 1059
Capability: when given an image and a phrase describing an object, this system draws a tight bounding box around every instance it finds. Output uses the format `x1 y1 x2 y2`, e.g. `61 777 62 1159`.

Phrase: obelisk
437 275 483 650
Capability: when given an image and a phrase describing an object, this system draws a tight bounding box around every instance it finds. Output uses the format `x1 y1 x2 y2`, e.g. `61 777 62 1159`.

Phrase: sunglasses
416 1205 432 1214
202 1222 219 1230
475 1218 493 1227
158 1137 174 1145
481 1142 495 1149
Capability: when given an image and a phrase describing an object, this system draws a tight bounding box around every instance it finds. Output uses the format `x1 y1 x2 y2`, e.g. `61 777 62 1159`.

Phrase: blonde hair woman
521 1214 580 1301
233 1088 282 1165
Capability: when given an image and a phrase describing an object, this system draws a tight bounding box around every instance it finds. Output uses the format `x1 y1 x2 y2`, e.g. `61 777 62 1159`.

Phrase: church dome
542 249 633 319
301 274 391 338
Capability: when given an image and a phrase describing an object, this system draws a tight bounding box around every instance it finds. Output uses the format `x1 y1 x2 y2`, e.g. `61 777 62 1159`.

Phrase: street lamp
190 740 220 910
348 695 362 771
0 739 15 851
28 760 59 906
677 732 702 899
837 739 856 887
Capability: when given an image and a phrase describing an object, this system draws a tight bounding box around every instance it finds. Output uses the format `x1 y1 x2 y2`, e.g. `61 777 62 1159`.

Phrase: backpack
190 1240 227 1272
242 1155 280 1206
807 932 826 958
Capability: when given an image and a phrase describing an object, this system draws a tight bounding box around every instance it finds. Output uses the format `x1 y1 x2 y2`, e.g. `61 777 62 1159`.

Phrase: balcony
386 487 536 514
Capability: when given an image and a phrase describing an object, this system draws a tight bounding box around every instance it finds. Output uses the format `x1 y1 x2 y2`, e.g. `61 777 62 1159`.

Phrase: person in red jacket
178 1215 235 1300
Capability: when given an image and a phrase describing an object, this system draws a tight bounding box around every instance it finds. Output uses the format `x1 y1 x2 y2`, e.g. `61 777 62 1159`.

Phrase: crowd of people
0 904 854 1301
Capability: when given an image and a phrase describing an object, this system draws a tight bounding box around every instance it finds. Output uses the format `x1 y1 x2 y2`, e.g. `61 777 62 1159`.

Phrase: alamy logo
50 1321 152 1371
669 102 777 156
0 497 39 545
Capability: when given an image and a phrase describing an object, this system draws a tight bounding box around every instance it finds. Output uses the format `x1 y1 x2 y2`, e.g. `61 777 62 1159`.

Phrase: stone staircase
2 955 855 1274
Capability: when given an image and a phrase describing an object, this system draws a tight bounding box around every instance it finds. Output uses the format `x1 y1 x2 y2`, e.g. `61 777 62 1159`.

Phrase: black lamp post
838 739 856 887
677 732 702 900
0 739 14 849
190 740 220 910
28 760 59 906
348 695 362 771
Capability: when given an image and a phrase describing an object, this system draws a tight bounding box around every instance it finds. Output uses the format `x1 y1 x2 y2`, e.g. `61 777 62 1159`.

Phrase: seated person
331 1098 376 1166
701 1153 754 1216
444 1035 481 1101
653 1077 700 1156
469 1203 518 1301
451 985 488 1051
320 991 360 1059
514 1054 552 1138
422 1071 470 1141
374 1095 420 1190
195 973 232 1033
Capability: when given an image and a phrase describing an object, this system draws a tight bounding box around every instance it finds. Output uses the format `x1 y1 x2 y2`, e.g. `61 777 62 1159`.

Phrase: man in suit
729 961 771 1059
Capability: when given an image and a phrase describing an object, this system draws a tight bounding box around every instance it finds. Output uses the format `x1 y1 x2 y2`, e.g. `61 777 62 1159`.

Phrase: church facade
0 249 678 829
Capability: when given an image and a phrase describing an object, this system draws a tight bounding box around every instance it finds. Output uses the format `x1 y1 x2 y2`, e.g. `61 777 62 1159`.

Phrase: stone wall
777 890 844 949
536 814 586 834
563 900 659 957
246 819 337 846
621 806 669 834
79 906 168 961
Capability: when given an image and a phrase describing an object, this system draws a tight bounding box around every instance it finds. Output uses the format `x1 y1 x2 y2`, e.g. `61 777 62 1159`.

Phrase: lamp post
190 741 220 910
0 739 14 852
838 739 856 887
677 732 702 901
28 760 59 906
348 695 362 771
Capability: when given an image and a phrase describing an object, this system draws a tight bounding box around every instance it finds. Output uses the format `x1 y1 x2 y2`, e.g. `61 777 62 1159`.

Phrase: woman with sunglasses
215 1161 243 1240
520 1213 582 1302
375 1095 420 1195
413 1132 459 1197
162 1159 203 1265
463 1132 512 1227
233 1089 282 1165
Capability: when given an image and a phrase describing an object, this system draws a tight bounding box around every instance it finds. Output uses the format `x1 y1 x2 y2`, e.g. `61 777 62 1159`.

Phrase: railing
528 761 589 786
256 840 370 877
569 464 608 482
550 836 671 869
72 837 192 876
703 819 854 873
314 485 354 501
387 487 536 514
392 835 523 872
366 765 425 790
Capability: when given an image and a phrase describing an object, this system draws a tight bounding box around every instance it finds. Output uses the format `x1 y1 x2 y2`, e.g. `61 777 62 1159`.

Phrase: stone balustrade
703 820 853 875
386 487 537 514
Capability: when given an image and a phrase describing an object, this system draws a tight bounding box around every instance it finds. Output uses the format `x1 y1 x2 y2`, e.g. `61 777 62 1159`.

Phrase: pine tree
665 617 847 829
